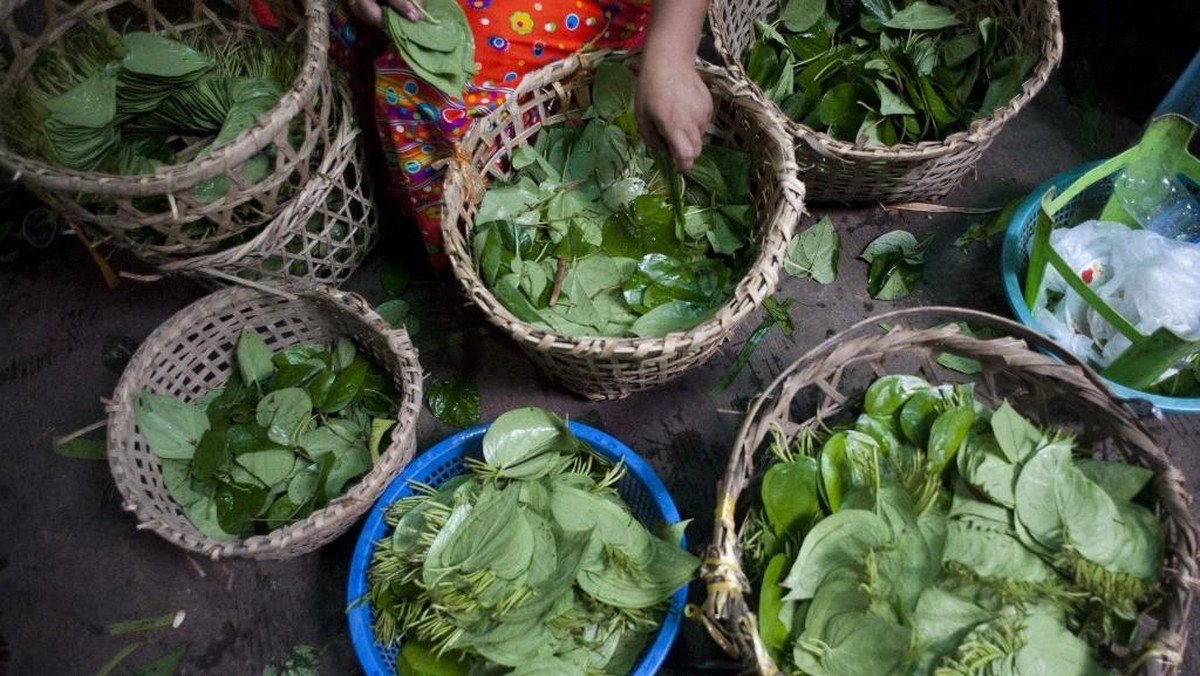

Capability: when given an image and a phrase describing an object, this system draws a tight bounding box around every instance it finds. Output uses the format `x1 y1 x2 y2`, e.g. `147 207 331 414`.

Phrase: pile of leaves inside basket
364 407 698 674
134 330 401 540
742 374 1165 674
747 0 1037 145
2 21 300 200
472 61 758 338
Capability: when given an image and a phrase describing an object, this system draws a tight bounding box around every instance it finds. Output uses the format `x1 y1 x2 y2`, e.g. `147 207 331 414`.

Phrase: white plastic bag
1037 219 1200 373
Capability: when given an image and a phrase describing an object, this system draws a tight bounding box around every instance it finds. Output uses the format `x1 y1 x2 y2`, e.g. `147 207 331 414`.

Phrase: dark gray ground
2 33 1199 676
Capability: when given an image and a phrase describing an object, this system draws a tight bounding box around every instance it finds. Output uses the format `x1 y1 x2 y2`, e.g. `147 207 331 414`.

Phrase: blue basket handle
1152 49 1200 124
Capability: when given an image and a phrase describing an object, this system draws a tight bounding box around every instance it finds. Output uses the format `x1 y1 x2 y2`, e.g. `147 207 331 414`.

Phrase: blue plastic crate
346 421 688 675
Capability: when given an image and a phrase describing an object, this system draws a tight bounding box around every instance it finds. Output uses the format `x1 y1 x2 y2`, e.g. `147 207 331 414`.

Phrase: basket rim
442 51 805 360
998 162 1200 414
345 419 688 676
105 283 424 559
0 0 331 195
708 0 1065 162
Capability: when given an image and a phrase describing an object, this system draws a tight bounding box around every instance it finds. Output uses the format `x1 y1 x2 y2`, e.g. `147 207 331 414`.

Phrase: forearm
642 0 707 66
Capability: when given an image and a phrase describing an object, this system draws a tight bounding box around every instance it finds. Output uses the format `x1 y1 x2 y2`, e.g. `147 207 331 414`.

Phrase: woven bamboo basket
155 92 377 287
700 306 1198 675
0 0 333 260
441 51 805 401
106 285 423 560
709 0 1063 203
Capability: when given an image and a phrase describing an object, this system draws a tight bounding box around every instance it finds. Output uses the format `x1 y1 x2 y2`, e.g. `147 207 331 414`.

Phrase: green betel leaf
781 0 826 33
781 508 891 600
1075 458 1154 503
1013 441 1072 552
882 1 962 30
236 329 274 386
762 457 822 538
255 388 313 446
374 299 410 330
874 80 917 116
379 259 411 297
425 375 482 428
121 32 212 77
235 449 299 488
53 436 108 460
630 300 711 338
332 337 358 373
135 391 211 460
213 481 269 535
818 82 873 138
860 229 929 300
44 68 118 129
482 407 572 479
863 374 930 416
325 444 371 496
317 360 368 414
1012 612 1108 676
784 216 840 284
977 52 1037 118
990 401 1044 463
191 424 230 482
591 61 636 121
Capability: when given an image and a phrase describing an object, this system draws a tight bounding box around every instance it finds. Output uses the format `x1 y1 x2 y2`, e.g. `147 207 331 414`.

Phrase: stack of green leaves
381 0 476 99
746 374 1164 675
134 330 402 540
4 21 296 204
748 0 1037 146
472 61 756 338
367 407 698 675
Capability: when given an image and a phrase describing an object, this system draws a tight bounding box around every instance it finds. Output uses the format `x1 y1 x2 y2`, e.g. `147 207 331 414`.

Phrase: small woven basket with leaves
154 93 377 287
700 306 1198 675
709 0 1063 203
441 51 804 401
106 285 423 560
0 0 333 260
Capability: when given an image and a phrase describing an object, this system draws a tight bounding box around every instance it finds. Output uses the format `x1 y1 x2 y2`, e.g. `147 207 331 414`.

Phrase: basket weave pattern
440 51 805 401
156 94 378 287
709 0 1063 202
0 0 333 258
700 307 1198 675
106 285 423 560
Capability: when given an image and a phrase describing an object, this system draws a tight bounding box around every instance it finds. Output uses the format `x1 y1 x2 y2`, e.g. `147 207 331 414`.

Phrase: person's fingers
348 0 383 28
389 0 424 22
664 125 701 173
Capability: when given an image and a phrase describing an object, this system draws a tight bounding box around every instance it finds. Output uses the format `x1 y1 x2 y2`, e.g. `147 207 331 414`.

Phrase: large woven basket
441 51 805 401
0 0 333 260
106 285 423 560
709 0 1063 203
154 92 377 287
700 306 1198 675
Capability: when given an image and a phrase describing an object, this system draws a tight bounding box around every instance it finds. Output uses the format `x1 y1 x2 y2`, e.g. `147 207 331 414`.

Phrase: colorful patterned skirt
328 0 651 266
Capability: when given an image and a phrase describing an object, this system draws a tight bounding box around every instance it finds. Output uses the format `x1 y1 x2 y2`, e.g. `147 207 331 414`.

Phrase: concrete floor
2 69 1198 675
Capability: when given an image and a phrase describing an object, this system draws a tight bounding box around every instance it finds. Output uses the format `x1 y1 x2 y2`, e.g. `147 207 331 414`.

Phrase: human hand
346 0 425 29
635 56 712 173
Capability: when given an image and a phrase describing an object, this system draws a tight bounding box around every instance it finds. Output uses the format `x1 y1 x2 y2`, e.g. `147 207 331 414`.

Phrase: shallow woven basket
155 91 377 287
106 285 423 560
709 0 1063 203
441 51 805 401
0 0 333 260
700 306 1198 675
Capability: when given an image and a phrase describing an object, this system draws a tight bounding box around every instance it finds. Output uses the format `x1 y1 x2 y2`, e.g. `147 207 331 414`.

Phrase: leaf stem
548 257 568 306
